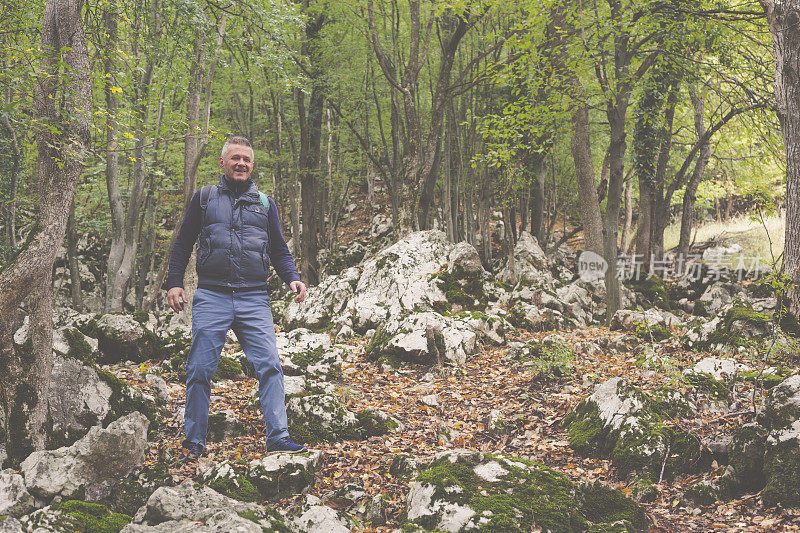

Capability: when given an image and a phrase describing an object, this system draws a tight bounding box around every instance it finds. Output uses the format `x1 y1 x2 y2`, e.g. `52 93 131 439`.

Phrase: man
165 136 308 463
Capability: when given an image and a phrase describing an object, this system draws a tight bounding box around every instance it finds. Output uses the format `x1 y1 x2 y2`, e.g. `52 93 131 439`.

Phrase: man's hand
167 287 187 313
290 281 307 303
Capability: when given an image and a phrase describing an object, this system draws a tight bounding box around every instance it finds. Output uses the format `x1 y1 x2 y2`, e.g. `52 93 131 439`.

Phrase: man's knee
186 359 217 383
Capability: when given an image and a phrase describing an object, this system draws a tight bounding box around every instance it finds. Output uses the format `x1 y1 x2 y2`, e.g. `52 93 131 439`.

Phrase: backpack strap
199 184 213 226
258 191 271 215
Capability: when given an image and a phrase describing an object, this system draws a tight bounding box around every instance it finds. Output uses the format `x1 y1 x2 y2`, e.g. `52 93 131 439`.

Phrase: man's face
220 144 255 182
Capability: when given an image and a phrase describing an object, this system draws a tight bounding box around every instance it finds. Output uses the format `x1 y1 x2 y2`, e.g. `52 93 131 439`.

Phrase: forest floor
113 323 800 533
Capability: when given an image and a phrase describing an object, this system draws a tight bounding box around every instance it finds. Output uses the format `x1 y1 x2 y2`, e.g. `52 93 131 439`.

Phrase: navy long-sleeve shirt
165 179 301 291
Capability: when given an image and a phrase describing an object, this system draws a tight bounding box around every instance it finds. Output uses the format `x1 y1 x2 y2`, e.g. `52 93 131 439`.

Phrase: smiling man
165 136 308 464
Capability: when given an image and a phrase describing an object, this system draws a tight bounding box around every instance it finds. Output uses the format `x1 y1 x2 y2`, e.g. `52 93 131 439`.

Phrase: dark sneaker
174 442 203 465
268 438 308 453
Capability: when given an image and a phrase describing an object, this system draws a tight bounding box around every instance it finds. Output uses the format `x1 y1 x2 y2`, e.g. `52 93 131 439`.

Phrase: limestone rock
144 375 171 402
22 412 149 501
565 378 699 477
286 394 359 444
247 451 323 498
346 231 452 331
496 231 548 286
0 470 34 518
84 313 164 363
365 312 477 365
206 410 248 442
132 482 275 528
291 494 355 533
401 450 648 532
284 267 360 332
47 357 162 448
0 517 23 533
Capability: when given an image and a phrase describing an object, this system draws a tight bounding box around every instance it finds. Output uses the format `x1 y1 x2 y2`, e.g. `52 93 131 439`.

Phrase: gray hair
221 136 252 158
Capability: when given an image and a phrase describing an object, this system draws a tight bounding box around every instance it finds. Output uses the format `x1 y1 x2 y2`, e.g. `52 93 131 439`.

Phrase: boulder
277 329 344 381
284 267 360 332
683 305 773 351
22 412 149 501
246 451 323 499
130 482 287 530
286 394 359 444
452 311 508 345
53 326 98 360
21 501 133 532
80 313 165 363
496 231 548 286
144 375 171 403
364 311 477 365
47 356 163 448
0 470 34 518
290 494 355 533
720 375 800 507
610 308 683 333
0 517 23 533
346 231 452 331
401 450 648 532
206 410 248 442
507 301 572 331
565 378 699 477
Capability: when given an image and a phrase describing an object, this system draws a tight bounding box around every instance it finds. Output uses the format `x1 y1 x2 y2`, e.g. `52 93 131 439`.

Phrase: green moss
208 475 260 502
728 424 767 492
238 509 261 523
634 322 671 342
430 269 486 311
626 276 670 310
579 482 648 531
566 403 608 454
365 324 392 360
763 439 800 507
6 382 37 466
131 312 149 325
141 462 173 487
53 500 132 533
705 306 772 348
517 338 575 381
64 328 94 361
693 300 709 317
683 482 719 507
214 356 243 381
683 372 730 400
375 252 400 270
405 453 646 532
101 479 148 516
97 370 162 431
357 409 398 437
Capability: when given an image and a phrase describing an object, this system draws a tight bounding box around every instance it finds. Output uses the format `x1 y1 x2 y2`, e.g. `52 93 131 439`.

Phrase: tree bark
67 199 84 310
0 0 91 466
570 105 604 254
0 111 20 249
678 85 711 260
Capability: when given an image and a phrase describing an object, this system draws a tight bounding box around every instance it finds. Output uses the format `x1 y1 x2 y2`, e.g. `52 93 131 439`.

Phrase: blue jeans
183 288 289 449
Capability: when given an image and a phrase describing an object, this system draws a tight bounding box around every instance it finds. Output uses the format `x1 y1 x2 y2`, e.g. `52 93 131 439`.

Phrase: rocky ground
2 224 800 532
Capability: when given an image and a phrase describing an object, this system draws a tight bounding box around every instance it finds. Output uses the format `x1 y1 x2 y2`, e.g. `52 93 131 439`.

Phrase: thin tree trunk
0 111 20 249
621 178 633 254
0 0 91 466
678 86 711 259
67 199 84 310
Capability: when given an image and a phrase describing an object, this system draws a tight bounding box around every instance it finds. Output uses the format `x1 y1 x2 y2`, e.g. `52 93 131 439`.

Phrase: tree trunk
530 154 546 243
67 199 84 310
0 111 20 249
570 106 603 253
0 0 91 466
678 85 711 260
621 178 633 254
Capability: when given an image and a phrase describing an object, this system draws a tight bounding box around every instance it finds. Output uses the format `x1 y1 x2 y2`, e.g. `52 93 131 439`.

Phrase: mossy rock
64 328 95 361
364 324 392 360
762 436 800 507
402 451 648 532
286 394 361 444
633 322 672 342
683 481 721 507
357 409 399 437
213 355 244 381
97 370 163 437
79 314 166 364
51 500 132 533
100 479 149 517
207 475 260 502
727 424 767 492
683 372 730 401
565 379 701 478
430 269 486 312
705 305 772 349
626 276 670 310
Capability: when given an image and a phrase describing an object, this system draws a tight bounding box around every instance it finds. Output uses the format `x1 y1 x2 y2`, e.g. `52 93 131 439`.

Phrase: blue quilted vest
196 177 272 289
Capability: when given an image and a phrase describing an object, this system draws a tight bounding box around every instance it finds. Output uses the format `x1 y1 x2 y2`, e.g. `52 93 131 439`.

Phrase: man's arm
266 197 305 302
165 190 203 311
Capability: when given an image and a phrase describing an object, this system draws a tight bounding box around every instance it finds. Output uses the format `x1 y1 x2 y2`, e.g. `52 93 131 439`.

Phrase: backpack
199 184 271 224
